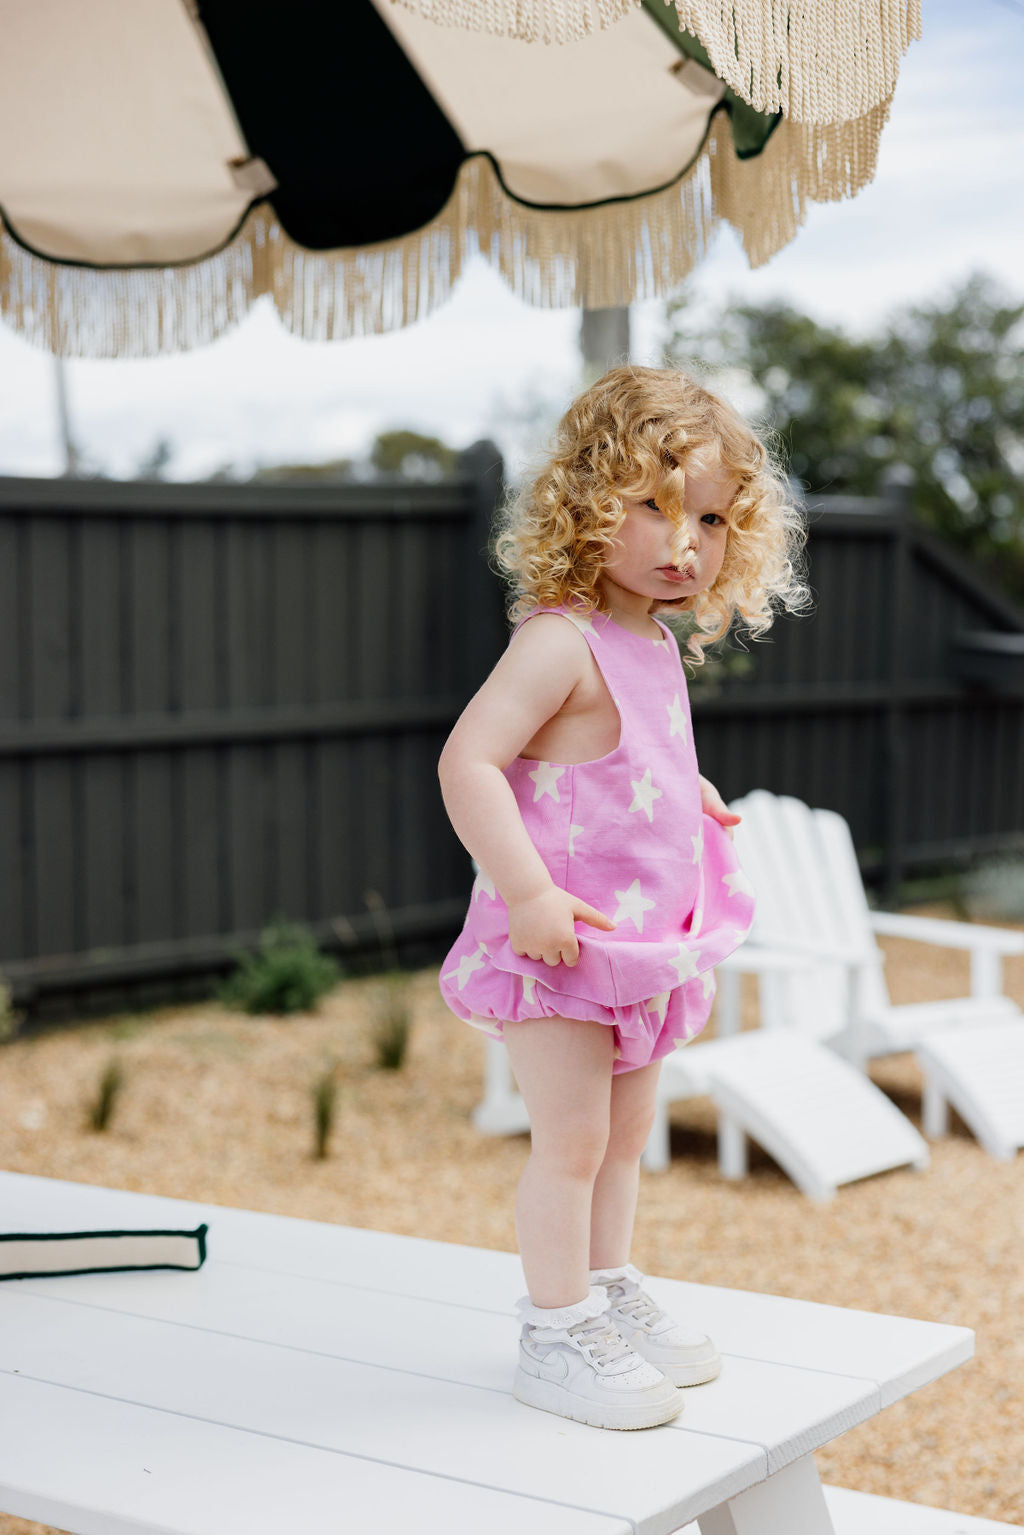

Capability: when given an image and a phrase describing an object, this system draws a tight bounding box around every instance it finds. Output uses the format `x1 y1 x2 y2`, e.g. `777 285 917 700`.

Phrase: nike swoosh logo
523 1345 569 1381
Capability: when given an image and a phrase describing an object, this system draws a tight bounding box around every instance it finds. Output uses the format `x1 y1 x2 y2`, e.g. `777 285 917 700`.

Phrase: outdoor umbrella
0 0 920 357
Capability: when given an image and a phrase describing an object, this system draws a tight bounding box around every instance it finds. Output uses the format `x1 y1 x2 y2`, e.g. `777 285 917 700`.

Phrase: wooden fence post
457 440 508 694
882 465 914 906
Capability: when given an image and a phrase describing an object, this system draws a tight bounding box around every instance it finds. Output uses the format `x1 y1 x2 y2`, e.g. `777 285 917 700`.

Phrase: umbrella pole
581 306 631 386
53 355 82 479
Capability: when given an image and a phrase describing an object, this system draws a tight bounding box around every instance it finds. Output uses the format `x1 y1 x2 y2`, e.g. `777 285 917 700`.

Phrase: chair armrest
729 935 881 968
868 911 1024 954
717 947 817 974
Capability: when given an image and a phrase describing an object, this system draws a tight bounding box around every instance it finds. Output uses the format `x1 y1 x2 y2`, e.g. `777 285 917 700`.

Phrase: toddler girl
437 365 807 1431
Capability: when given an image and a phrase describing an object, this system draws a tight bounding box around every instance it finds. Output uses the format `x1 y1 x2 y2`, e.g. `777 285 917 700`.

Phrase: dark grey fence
691 482 1024 898
2 462 1022 1024
0 447 506 1022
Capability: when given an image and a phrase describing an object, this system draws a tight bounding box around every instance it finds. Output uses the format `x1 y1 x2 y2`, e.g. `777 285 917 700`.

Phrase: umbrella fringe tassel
390 0 921 125
0 102 891 360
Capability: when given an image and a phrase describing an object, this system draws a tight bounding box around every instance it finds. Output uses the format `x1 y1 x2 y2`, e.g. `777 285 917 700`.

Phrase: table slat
0 1375 632 1535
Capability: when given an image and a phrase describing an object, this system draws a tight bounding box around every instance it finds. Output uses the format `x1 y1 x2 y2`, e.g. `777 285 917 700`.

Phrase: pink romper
439 603 756 1073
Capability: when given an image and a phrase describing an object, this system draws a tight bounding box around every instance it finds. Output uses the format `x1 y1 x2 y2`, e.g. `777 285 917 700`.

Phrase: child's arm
438 616 615 968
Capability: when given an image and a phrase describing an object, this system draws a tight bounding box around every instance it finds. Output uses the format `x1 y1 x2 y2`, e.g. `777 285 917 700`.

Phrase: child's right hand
508 886 616 968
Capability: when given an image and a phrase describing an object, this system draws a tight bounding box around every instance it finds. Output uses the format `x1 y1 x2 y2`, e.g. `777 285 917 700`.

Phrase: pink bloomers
439 604 756 1074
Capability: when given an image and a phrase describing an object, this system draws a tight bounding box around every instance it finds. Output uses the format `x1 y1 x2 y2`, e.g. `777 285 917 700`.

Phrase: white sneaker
592 1265 721 1388
513 1291 683 1431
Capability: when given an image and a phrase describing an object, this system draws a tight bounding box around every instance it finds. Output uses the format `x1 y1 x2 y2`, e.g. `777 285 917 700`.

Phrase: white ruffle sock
590 1261 646 1300
515 1286 610 1331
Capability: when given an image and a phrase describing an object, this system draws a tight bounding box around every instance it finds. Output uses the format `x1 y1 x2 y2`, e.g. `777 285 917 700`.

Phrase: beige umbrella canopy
395 0 921 121
0 0 920 358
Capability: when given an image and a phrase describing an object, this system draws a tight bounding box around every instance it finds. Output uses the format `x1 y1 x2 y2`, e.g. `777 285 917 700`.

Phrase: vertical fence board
0 763 24 960
32 758 77 956
29 517 72 719
82 754 126 947
180 522 218 712
311 521 347 705
181 748 222 937
79 518 122 716
225 741 264 933
0 519 18 720
134 754 176 944
274 740 310 922
273 521 308 708
130 519 172 712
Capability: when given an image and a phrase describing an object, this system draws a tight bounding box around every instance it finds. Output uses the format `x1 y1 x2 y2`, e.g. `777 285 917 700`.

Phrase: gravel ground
1 905 1022 1532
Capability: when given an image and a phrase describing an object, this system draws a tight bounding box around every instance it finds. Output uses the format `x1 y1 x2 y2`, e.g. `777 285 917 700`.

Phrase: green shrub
959 852 1024 923
88 1058 124 1132
218 918 342 1016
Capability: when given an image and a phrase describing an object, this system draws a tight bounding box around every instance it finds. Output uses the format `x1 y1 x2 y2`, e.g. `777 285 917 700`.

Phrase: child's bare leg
503 1016 614 1307
589 1059 662 1270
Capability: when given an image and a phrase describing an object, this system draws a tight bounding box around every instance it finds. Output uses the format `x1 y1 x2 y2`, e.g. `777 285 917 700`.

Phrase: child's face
600 454 736 614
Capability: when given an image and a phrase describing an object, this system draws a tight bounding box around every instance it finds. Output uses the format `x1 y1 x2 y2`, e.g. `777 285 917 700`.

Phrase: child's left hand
699 775 741 841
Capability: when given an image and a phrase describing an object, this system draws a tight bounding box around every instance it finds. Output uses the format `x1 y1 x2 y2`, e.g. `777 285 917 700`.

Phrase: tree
369 429 456 481
663 272 1024 599
249 457 355 483
135 435 175 480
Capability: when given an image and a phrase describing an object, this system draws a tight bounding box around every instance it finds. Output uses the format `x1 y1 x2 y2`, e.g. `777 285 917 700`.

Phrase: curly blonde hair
492 364 810 663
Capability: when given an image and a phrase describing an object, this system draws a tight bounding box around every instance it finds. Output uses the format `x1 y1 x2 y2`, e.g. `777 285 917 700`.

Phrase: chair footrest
916 1020 1024 1161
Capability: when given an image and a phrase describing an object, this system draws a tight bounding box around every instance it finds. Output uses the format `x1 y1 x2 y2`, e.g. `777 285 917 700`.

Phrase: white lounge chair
469 863 932 1199
716 790 1024 1155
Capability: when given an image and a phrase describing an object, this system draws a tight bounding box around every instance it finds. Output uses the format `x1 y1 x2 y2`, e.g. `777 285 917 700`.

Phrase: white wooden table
0 1172 976 1535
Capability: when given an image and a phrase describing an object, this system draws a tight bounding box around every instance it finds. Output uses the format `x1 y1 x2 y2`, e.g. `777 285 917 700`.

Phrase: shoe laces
607 1287 664 1330
565 1313 633 1367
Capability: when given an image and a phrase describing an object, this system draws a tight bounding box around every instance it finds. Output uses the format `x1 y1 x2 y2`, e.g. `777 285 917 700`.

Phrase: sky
0 0 1022 484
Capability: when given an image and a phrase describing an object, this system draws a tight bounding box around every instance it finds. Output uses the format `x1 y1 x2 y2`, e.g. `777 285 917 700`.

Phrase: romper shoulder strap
509 602 598 642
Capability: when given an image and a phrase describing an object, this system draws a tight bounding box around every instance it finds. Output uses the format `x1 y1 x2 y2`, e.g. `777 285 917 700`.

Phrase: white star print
628 767 662 823
529 761 564 803
568 823 585 857
691 826 704 864
473 870 496 901
722 870 755 899
443 942 488 991
670 944 701 984
613 878 657 933
652 631 669 649
522 974 537 1002
701 971 716 1000
667 693 688 741
647 991 670 1025
564 611 597 635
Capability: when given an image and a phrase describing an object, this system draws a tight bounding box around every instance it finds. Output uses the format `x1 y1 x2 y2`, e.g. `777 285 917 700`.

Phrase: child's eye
702 512 726 527
644 498 662 513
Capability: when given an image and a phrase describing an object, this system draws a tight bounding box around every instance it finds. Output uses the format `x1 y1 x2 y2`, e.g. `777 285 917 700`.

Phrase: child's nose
670 523 697 559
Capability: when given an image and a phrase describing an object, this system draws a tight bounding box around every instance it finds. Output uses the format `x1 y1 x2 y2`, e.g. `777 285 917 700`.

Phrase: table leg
697 1453 836 1535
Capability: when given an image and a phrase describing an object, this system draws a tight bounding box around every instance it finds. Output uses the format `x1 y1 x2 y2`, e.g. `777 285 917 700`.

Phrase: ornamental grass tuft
371 973 412 1070
311 1060 339 1160
88 1057 124 1132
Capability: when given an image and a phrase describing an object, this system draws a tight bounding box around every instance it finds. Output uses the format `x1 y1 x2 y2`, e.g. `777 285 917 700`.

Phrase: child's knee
530 1115 610 1180
605 1101 658 1161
